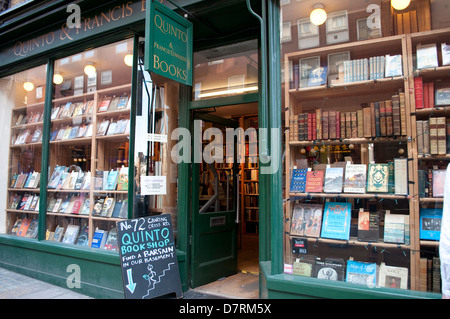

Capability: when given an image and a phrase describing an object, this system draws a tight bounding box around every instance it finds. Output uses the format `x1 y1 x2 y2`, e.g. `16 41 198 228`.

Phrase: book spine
429 82 435 108
357 109 364 138
340 112 346 139
424 82 430 108
308 113 313 141
385 100 393 136
423 120 430 155
414 77 424 109
363 107 372 138
336 111 340 139
374 102 381 137
312 112 317 140
316 109 322 140
380 101 386 137
437 116 447 155
322 111 329 140
329 110 336 139
428 168 433 198
399 92 407 136
370 102 376 137
447 120 450 154
392 95 401 136
417 120 424 155
429 117 438 155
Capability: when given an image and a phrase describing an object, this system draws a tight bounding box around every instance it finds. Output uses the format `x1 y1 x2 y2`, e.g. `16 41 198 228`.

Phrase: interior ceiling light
23 81 34 92
53 73 64 85
124 54 133 67
310 4 327 26
391 0 411 10
84 62 96 76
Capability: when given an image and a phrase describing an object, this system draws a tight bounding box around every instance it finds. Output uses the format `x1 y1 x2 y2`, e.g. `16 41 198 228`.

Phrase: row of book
47 166 128 191
289 93 407 142
285 257 409 290
46 194 127 219
417 117 449 156
343 54 402 83
50 118 129 142
10 193 39 211
415 42 450 70
420 257 441 293
290 161 408 195
14 112 44 126
13 128 43 145
45 224 117 250
10 171 40 189
414 77 436 109
10 218 38 238
51 100 94 120
290 202 411 244
98 95 130 113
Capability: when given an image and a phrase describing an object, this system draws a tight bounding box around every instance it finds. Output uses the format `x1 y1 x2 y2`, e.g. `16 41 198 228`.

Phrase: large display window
281 0 450 294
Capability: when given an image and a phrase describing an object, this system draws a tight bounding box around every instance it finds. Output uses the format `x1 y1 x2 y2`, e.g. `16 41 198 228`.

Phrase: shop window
281 0 450 295
192 39 258 100
46 39 133 249
1 64 47 237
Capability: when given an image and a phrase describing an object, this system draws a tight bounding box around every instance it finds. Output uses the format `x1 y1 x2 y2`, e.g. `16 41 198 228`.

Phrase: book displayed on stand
345 260 378 287
419 208 442 241
321 202 351 241
357 210 379 242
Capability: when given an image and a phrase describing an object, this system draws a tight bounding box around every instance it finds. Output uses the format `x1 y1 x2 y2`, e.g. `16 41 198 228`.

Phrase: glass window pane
193 40 258 100
1 64 47 238
281 0 450 295
47 39 133 249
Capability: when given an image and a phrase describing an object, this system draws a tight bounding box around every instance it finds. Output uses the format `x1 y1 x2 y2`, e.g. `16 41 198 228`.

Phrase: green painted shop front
0 0 442 299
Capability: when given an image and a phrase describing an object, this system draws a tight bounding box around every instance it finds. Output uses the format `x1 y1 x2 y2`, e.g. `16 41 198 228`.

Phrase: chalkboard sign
117 214 182 299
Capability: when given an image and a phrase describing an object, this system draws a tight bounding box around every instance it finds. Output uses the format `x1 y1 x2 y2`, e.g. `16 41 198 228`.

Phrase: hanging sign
145 0 193 85
117 214 183 299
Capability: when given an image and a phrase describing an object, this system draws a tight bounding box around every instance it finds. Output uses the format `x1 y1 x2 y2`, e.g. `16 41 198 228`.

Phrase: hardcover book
357 210 379 242
320 202 351 240
379 263 408 290
346 260 378 287
420 208 442 241
62 225 80 244
366 163 389 193
343 164 366 193
290 203 322 237
394 158 408 196
323 167 344 193
91 229 108 248
314 258 345 281
383 213 406 244
305 171 324 193
432 169 445 197
416 43 439 69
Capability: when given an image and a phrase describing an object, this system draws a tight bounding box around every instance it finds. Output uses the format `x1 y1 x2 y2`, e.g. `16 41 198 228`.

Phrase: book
432 169 445 197
416 43 439 69
104 170 118 190
346 260 378 287
111 200 123 218
384 54 402 77
118 199 128 218
116 95 129 110
100 197 115 217
305 171 324 193
98 98 111 112
357 210 379 242
104 227 118 250
76 226 89 246
366 163 389 193
16 218 31 236
292 257 315 277
420 208 442 241
394 158 408 196
323 167 343 193
442 43 450 66
314 258 345 281
25 219 39 238
80 199 90 215
383 213 406 244
53 226 64 242
62 225 80 244
343 164 366 193
116 166 129 191
11 219 22 235
48 166 67 189
308 66 327 87
290 203 322 237
320 202 351 240
91 229 108 248
97 119 110 136
379 263 408 289
26 171 40 189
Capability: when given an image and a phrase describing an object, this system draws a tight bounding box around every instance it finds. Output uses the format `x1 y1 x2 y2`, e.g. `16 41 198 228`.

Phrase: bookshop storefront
0 0 449 300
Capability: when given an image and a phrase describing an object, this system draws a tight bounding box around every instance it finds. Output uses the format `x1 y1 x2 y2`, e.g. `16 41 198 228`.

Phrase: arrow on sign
126 268 136 294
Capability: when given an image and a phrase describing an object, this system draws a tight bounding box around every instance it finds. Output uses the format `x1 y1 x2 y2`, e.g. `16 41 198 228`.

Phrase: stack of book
416 117 447 156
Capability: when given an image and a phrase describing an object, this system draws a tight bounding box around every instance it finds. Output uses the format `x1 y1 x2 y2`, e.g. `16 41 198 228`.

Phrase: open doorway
190 102 260 298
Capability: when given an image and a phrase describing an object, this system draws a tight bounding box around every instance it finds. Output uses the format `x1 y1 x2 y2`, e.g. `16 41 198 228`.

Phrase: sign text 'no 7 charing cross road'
145 1 193 86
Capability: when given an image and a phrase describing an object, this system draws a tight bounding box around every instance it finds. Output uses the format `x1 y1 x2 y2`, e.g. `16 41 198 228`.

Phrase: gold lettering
84 17 91 31
126 1 133 17
101 11 111 24
91 15 100 28
111 5 121 21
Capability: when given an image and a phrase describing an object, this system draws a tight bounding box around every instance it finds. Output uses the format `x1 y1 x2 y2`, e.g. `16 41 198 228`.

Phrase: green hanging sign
145 0 193 86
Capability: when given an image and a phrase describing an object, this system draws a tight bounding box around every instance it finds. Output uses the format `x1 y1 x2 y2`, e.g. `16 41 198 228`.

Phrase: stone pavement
0 267 224 299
